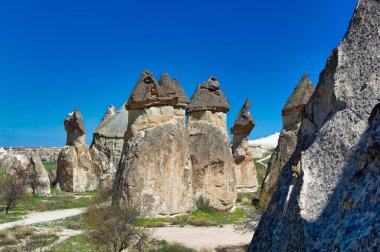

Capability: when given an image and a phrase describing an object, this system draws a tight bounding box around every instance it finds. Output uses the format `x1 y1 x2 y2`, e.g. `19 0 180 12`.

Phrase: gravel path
0 208 85 231
154 225 252 250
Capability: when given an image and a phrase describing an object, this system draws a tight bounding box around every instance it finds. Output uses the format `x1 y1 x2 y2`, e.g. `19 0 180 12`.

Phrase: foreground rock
259 74 315 208
187 77 236 211
90 103 128 190
57 109 97 192
113 70 193 217
230 98 258 192
249 0 380 251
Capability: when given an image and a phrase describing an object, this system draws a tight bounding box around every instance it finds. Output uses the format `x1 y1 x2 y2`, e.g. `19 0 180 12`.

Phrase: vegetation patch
51 234 103 252
42 162 56 172
149 240 195 252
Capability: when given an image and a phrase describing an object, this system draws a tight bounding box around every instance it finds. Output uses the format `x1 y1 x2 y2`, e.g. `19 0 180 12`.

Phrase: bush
195 196 213 212
189 217 217 227
149 240 195 252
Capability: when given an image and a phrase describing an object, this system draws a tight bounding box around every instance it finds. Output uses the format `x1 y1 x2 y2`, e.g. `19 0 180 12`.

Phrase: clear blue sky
0 0 358 147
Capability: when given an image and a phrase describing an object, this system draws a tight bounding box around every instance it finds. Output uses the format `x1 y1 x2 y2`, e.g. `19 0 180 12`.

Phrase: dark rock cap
126 70 189 110
282 73 316 113
230 98 255 135
187 77 230 113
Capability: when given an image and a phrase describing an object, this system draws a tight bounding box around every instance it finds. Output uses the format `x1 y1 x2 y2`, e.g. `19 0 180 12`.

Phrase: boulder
113 71 193 217
231 98 258 192
187 77 236 211
27 151 51 195
249 0 380 250
57 108 97 192
259 74 315 208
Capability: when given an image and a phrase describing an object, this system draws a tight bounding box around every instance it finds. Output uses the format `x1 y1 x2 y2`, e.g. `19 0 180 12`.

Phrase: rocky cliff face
90 103 129 190
249 0 380 251
113 71 193 217
187 77 236 211
57 109 97 192
231 98 258 192
259 74 315 208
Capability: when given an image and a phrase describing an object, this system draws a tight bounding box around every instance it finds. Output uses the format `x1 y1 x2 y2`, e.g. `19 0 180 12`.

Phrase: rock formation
57 108 97 192
230 98 258 192
259 74 315 208
0 148 50 195
113 70 193 217
249 0 380 250
27 151 51 194
187 77 236 211
5 147 61 162
90 103 129 190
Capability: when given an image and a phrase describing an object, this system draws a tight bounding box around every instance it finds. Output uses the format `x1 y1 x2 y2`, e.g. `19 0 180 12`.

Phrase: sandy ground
153 225 252 250
0 208 85 231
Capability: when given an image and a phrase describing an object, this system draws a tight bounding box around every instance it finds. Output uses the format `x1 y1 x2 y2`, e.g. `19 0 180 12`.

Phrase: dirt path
154 225 252 250
0 208 85 231
1 208 254 250
256 155 271 167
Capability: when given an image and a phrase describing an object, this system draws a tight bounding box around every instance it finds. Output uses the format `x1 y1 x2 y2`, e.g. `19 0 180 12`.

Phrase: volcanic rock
126 70 189 110
249 0 380 250
57 108 97 192
187 77 236 210
90 103 129 190
113 71 193 217
231 98 258 192
259 74 315 208
187 77 230 113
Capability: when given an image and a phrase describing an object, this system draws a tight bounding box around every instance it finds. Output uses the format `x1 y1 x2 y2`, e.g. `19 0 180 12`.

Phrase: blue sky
0 0 358 146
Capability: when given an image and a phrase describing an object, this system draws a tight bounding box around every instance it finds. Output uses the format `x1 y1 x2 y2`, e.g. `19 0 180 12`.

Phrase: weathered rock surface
259 74 315 208
187 77 236 210
57 109 97 192
27 151 51 195
126 70 189 110
231 99 258 192
187 77 230 113
113 72 193 217
90 103 129 190
249 0 380 251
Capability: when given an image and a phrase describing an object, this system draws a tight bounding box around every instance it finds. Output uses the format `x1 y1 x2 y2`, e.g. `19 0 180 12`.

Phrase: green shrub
195 196 212 212
149 240 195 252
189 217 217 227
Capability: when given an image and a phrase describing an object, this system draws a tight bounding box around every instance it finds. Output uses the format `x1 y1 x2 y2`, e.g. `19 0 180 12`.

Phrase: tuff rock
57 109 97 192
187 77 230 113
126 70 189 110
113 72 193 217
187 77 236 210
249 0 380 250
259 74 315 208
231 98 258 192
90 103 129 190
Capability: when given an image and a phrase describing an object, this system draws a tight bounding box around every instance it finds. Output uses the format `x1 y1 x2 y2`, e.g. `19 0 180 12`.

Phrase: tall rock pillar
259 73 315 207
57 108 97 192
187 77 236 211
230 98 258 192
113 70 193 217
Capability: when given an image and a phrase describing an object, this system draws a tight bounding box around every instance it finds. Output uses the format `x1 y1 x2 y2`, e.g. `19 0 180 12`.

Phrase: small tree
82 199 151 252
0 176 26 213
24 168 44 195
